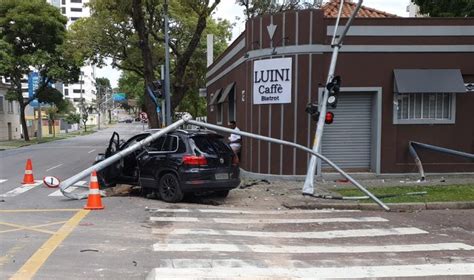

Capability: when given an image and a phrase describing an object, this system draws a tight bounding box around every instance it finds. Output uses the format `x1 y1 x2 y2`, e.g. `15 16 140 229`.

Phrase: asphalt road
0 122 473 279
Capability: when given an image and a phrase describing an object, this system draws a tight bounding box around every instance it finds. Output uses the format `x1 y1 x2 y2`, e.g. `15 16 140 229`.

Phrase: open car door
96 132 149 187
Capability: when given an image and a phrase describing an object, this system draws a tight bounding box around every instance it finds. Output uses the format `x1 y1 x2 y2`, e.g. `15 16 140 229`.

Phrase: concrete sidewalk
228 174 474 211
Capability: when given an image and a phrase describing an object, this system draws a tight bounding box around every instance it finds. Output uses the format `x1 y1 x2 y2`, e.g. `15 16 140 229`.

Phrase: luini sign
253 58 292 104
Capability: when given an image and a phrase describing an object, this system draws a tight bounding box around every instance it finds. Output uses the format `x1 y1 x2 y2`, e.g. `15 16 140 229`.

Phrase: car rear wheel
215 190 230 198
158 173 183 203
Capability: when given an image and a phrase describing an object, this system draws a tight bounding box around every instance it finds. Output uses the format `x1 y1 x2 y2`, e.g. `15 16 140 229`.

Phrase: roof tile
323 0 399 18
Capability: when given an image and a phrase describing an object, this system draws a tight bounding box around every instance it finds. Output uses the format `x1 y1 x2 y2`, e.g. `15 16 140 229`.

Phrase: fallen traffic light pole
58 114 390 211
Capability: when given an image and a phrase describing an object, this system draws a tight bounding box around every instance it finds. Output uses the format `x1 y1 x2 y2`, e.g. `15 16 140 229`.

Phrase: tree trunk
131 0 159 128
170 10 209 111
19 102 30 141
53 119 56 138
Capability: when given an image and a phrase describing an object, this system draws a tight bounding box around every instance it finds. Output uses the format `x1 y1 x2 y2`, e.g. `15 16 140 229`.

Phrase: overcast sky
97 0 411 88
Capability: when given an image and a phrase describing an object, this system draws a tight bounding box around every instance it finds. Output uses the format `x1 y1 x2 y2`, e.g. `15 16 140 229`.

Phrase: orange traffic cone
84 171 104 210
22 159 35 184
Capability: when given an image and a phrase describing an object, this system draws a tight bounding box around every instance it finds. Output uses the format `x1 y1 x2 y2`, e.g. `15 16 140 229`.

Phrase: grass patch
337 184 474 203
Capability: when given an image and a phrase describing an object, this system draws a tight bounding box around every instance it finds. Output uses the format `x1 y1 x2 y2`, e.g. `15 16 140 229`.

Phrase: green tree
95 77 111 119
67 0 229 128
65 112 81 128
413 0 474 17
237 0 314 19
0 0 81 141
118 71 145 115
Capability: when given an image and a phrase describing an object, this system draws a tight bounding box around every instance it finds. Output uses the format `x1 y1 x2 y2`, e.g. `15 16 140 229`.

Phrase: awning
394 69 466 94
208 88 222 105
218 82 235 104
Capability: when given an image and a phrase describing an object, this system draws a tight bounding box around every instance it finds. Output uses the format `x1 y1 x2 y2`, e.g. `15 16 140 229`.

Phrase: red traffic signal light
325 111 334 124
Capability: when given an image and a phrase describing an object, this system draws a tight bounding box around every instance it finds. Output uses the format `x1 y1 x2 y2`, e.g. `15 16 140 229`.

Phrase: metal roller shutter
321 93 373 171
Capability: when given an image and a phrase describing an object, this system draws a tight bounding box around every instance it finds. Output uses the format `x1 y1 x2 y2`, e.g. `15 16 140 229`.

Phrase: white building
407 1 426 17
0 82 22 140
49 0 96 108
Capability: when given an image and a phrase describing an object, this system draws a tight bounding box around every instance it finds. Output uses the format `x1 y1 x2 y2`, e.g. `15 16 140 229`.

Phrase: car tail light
182 155 207 166
232 154 239 166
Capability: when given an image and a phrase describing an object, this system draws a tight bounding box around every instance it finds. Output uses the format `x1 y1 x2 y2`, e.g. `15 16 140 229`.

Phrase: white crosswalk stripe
147 263 474 279
150 216 388 223
150 208 360 214
0 180 42 197
48 181 88 197
152 227 428 239
153 242 473 254
147 207 474 279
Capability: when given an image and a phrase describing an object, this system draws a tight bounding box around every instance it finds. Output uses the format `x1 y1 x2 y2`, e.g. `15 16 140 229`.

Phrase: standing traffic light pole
164 0 172 126
303 0 363 195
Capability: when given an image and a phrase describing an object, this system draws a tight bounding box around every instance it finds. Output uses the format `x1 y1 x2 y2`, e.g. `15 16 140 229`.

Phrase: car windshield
192 135 231 155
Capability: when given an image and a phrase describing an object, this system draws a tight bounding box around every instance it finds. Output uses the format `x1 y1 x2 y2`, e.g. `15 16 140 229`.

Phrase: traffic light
326 75 341 108
305 103 320 121
150 80 163 99
325 111 334 124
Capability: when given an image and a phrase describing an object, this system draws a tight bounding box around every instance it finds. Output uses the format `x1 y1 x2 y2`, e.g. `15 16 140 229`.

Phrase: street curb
282 201 474 211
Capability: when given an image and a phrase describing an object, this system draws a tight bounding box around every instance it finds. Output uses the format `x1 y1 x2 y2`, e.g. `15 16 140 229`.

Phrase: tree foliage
0 0 81 141
236 0 316 19
67 0 231 127
413 0 474 17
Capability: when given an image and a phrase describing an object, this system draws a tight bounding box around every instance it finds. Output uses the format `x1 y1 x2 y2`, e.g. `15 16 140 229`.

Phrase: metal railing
409 141 474 181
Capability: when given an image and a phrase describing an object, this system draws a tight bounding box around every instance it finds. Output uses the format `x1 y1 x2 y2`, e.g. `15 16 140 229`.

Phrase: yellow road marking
0 209 81 213
0 222 56 235
0 221 67 234
10 209 90 280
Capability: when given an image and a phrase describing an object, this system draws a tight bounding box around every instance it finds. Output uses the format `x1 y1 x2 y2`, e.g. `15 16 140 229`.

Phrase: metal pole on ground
186 119 389 211
303 0 363 195
59 115 191 199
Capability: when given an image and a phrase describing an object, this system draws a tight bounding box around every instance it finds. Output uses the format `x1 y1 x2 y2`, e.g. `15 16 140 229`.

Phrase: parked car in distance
94 129 240 202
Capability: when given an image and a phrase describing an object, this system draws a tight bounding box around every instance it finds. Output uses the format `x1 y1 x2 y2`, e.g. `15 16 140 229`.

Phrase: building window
62 0 65 4
70 17 80 21
73 89 85 94
70 0 82 3
0 96 4 113
216 103 223 124
228 86 235 123
394 92 455 124
71 7 82 12
61 7 66 14
64 89 69 96
8 101 14 113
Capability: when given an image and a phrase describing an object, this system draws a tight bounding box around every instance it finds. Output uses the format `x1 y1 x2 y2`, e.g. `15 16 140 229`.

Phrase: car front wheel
158 173 183 203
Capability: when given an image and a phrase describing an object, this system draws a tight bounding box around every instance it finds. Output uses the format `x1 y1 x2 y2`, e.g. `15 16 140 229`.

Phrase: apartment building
49 0 96 107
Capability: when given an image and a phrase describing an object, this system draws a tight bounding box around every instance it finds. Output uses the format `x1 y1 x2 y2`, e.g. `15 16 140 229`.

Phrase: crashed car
94 129 240 202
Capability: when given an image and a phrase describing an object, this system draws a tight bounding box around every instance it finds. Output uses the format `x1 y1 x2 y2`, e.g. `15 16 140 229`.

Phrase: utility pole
164 0 172 126
161 65 166 127
97 85 101 130
79 72 83 133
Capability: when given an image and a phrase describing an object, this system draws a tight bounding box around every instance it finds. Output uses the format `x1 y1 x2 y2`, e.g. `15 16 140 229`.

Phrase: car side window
122 134 149 149
177 137 187 153
147 135 178 152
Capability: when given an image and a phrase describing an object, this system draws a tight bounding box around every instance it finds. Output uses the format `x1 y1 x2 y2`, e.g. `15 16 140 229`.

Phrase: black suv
95 129 240 202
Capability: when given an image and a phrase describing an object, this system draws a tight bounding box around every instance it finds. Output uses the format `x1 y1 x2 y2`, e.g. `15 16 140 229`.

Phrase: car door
137 135 179 188
99 133 149 186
